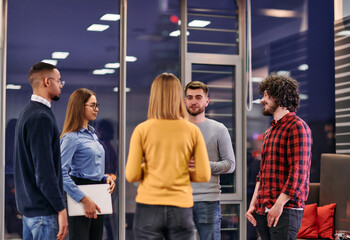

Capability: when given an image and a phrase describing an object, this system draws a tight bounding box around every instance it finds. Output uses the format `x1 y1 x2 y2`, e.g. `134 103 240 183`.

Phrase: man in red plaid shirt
245 75 312 240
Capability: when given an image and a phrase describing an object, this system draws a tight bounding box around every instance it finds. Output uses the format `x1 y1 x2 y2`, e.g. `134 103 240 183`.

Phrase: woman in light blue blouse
60 88 115 240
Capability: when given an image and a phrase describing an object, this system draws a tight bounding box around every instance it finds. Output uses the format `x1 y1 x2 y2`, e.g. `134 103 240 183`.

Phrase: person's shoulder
61 131 79 141
24 105 53 125
288 114 311 131
177 119 200 130
135 119 150 128
289 114 307 125
205 118 227 130
130 120 150 134
20 101 44 114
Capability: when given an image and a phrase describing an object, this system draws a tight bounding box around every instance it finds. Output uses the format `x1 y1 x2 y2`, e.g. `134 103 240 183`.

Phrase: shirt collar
270 112 295 127
31 94 51 108
79 125 96 133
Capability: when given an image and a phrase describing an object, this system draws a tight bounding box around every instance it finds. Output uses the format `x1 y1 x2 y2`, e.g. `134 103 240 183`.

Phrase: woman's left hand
106 175 116 194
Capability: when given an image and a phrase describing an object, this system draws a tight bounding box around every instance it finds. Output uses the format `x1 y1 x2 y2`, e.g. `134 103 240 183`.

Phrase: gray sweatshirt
191 118 235 202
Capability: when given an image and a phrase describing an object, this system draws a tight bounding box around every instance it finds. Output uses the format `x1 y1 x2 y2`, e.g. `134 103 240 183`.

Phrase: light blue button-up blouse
60 125 106 202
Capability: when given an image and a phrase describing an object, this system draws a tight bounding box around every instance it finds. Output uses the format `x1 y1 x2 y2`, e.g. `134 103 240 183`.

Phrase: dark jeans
133 203 195 240
193 201 221 240
68 176 104 240
254 209 304 240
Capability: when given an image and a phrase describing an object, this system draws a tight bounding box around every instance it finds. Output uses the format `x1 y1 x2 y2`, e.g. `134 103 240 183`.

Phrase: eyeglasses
48 78 65 87
85 103 100 110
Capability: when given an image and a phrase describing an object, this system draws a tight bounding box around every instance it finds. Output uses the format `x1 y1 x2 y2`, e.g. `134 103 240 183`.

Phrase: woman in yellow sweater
126 73 211 239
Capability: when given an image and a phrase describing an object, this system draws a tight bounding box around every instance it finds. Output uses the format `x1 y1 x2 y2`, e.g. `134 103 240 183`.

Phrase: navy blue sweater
14 101 65 217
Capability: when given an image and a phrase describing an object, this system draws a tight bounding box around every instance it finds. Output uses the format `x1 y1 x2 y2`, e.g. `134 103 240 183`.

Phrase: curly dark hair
258 75 300 112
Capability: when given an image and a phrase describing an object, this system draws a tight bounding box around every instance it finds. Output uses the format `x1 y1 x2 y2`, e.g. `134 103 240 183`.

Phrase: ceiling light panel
126 56 137 62
52 52 70 59
87 24 110 32
42 59 58 66
259 9 300 18
105 63 120 68
169 30 190 37
113 87 131 92
188 20 211 27
100 14 120 21
93 69 115 75
6 84 21 90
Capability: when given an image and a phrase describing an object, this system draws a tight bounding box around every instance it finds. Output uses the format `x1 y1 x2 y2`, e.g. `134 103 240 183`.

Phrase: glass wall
247 1 335 239
184 1 244 239
5 0 120 239
2 0 338 239
125 1 181 239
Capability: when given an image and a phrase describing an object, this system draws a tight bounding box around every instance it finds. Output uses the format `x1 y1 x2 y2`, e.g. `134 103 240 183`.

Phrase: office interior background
0 0 348 239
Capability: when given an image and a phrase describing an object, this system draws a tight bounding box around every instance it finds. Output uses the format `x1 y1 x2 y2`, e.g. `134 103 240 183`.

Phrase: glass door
185 53 243 240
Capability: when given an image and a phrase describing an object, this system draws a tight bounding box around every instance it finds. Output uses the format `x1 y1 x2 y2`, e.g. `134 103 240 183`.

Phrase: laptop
67 184 113 216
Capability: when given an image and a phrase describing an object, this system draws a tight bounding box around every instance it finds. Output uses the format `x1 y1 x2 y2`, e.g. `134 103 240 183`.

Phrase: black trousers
68 176 104 240
253 208 304 240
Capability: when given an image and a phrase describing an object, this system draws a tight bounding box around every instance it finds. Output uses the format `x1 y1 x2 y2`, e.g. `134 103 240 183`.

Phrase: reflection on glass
248 0 335 239
221 204 239 240
6 0 120 239
187 1 239 54
126 1 180 239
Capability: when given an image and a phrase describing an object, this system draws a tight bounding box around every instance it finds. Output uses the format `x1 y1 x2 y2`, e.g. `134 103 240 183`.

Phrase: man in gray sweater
185 81 236 240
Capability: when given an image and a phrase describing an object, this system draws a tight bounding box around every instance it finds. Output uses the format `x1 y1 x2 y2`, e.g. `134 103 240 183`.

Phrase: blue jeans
193 201 221 240
254 209 304 240
23 215 58 240
133 203 195 240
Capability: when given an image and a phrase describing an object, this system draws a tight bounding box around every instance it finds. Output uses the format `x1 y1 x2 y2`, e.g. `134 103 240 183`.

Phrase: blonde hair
60 88 95 138
148 73 187 119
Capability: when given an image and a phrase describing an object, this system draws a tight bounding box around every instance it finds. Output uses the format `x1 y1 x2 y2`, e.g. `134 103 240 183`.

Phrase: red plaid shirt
255 112 312 215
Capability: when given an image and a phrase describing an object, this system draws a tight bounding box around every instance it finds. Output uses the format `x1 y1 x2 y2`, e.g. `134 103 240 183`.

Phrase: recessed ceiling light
42 59 58 66
169 30 190 37
6 84 21 90
259 9 299 18
299 94 309 100
105 63 120 68
251 77 263 83
113 87 131 92
298 64 308 71
276 70 290 77
100 14 120 21
188 20 211 27
52 52 70 59
87 24 110 32
93 69 115 75
126 56 137 62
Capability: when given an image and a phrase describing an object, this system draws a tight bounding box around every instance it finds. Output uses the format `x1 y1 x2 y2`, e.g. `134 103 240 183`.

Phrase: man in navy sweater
14 62 68 240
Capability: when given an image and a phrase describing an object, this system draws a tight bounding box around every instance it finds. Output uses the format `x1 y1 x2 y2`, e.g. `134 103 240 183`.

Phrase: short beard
52 96 60 101
262 103 277 116
186 106 205 116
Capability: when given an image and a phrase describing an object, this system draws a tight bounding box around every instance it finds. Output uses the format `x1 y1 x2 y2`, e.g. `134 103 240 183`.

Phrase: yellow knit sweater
126 119 211 208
